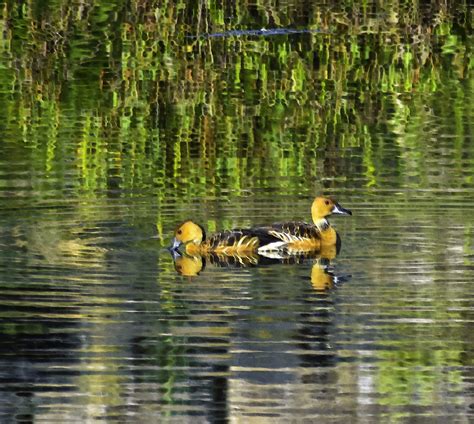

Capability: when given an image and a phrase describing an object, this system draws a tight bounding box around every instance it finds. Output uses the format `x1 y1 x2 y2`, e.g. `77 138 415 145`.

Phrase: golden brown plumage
171 220 262 256
255 196 352 255
170 196 351 257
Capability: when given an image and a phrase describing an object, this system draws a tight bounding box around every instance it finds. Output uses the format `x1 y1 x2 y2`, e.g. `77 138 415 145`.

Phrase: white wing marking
258 250 287 260
267 230 304 243
257 241 288 252
259 230 314 253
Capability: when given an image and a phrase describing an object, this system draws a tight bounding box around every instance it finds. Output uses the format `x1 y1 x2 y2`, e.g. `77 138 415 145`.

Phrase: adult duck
255 196 351 255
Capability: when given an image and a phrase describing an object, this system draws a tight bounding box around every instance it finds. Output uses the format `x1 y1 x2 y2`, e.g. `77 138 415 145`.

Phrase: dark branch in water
192 28 329 39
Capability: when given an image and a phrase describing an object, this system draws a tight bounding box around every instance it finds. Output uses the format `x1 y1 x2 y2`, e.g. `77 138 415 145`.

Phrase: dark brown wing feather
206 223 320 251
206 228 283 249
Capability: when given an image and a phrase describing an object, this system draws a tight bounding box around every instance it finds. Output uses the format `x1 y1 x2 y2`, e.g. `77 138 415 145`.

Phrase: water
0 1 473 422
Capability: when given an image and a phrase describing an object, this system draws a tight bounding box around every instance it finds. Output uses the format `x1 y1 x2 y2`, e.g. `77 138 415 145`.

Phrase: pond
0 1 473 422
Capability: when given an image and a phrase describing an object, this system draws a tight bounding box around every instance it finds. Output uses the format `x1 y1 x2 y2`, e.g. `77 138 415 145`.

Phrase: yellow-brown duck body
171 220 262 256
255 196 352 255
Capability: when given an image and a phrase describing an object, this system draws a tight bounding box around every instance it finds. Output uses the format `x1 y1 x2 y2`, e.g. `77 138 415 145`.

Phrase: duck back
253 222 322 253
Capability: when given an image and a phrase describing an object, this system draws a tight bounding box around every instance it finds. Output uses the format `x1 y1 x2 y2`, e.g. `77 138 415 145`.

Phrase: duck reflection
171 249 261 277
171 249 350 292
173 253 205 277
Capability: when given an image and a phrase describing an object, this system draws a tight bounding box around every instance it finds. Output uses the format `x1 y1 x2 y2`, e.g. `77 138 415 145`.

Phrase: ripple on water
0 186 473 421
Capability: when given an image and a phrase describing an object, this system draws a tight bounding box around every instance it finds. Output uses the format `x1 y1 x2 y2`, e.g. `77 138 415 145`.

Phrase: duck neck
185 242 203 256
314 218 338 246
314 217 330 232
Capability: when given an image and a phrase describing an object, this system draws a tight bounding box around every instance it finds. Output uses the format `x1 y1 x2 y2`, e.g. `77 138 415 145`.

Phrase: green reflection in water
0 1 471 199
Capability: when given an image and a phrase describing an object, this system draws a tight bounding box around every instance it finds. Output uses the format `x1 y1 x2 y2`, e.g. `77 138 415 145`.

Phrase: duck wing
206 228 284 252
252 222 321 252
206 229 262 253
254 222 320 242
206 223 320 254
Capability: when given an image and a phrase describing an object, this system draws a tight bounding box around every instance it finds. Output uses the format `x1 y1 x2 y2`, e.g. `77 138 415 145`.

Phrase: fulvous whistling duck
255 196 352 254
170 220 262 256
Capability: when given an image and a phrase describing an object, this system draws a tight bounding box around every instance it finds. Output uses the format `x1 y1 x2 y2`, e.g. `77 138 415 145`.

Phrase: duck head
311 196 352 228
170 220 206 251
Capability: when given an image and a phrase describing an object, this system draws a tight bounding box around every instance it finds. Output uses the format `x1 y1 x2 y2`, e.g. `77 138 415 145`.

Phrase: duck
254 196 352 255
170 220 264 256
170 220 300 257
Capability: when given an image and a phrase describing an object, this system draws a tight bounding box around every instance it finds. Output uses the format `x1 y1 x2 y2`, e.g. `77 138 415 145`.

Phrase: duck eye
325 200 330 205
177 230 182 235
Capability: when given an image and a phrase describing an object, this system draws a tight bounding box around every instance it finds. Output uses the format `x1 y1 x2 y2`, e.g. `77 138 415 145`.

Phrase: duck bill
332 203 352 216
169 237 182 251
170 248 182 260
